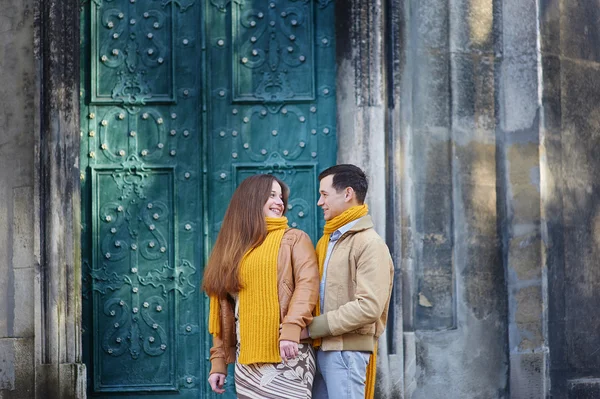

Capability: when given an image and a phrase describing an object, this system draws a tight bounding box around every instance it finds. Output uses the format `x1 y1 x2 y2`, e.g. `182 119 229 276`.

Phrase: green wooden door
80 0 335 397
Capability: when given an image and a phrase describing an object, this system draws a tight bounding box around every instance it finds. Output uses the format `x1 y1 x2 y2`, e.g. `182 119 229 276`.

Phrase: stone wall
0 1 37 398
542 0 600 397
389 0 509 397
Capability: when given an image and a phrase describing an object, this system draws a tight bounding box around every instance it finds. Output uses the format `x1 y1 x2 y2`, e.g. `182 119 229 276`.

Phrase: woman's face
263 180 285 218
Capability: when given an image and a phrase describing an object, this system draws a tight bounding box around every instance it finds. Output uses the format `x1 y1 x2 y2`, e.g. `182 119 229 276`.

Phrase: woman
202 174 319 398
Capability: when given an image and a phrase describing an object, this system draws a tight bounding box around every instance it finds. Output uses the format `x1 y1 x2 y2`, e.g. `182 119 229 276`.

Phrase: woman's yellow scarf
208 217 288 364
314 204 377 399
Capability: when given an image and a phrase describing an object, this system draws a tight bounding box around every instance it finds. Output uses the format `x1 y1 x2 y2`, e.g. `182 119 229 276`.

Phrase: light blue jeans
313 349 371 399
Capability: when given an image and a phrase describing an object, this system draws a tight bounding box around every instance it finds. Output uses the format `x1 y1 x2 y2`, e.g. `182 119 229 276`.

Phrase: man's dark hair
319 164 368 204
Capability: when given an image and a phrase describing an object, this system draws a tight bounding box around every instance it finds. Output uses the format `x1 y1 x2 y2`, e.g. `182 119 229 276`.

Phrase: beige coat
308 215 394 352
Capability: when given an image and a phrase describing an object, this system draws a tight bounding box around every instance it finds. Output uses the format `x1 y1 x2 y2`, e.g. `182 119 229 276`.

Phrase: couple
202 164 394 399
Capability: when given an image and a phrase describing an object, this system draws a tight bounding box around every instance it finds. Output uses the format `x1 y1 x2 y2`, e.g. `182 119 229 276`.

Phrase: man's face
317 175 349 221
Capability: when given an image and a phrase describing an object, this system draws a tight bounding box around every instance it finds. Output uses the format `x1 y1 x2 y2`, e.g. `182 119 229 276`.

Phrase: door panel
81 0 204 397
206 0 336 242
81 0 336 397
206 1 336 392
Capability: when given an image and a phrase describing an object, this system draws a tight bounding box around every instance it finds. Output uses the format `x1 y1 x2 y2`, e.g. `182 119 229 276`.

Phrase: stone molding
34 0 86 398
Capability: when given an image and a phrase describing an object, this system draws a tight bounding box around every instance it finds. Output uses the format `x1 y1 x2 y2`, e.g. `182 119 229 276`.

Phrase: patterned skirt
234 343 316 399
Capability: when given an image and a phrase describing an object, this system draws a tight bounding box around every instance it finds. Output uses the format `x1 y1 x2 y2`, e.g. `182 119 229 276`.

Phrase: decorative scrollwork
233 0 315 102
254 72 295 103
162 0 196 11
102 298 131 357
138 259 197 298
101 295 170 359
93 2 174 104
111 72 152 105
90 264 130 294
111 155 149 200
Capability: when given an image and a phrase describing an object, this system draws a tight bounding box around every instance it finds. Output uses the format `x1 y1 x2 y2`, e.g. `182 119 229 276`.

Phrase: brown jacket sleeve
279 231 320 342
209 297 234 376
209 333 228 375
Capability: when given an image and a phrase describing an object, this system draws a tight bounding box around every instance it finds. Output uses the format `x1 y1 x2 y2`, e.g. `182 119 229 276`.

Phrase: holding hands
280 339 299 361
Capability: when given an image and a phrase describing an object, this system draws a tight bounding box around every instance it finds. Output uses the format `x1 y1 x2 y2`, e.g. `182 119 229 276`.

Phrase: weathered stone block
540 55 561 138
568 379 600 399
12 268 33 338
454 142 497 187
500 54 539 132
451 54 496 138
414 0 449 50
414 183 453 236
507 233 542 281
413 51 450 129
462 267 504 321
415 268 454 330
449 0 497 54
561 0 600 63
502 0 538 57
561 59 600 131
506 144 542 225
12 187 34 270
539 0 560 55
516 323 544 351
457 182 498 237
0 339 15 391
6 338 34 399
510 352 546 399
514 285 543 325
412 132 452 185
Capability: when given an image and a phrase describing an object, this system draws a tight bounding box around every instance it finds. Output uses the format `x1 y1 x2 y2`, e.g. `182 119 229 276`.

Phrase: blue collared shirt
319 218 363 313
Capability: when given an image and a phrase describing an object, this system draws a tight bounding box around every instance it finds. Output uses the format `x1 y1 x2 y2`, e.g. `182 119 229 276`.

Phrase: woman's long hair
202 174 289 298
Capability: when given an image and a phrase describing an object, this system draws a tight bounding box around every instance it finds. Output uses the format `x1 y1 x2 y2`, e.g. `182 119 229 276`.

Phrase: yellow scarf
314 204 377 398
208 217 288 365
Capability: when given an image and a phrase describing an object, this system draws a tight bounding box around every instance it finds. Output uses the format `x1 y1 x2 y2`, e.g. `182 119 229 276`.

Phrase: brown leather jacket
209 228 319 375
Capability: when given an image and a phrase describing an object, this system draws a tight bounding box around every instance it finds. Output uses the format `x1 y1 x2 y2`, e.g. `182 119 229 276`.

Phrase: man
301 164 394 399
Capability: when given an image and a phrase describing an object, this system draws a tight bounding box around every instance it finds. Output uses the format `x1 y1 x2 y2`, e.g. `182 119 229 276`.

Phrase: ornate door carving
80 0 335 397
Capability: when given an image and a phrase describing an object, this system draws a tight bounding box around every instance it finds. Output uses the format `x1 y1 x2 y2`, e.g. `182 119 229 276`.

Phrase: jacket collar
346 214 373 234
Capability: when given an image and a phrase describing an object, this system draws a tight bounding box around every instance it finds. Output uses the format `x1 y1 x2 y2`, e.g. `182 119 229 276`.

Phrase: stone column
0 1 38 398
397 0 509 397
34 0 86 398
335 1 402 397
497 0 548 397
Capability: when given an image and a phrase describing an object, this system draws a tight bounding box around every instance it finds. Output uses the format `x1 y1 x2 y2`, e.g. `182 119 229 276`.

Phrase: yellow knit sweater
208 217 288 365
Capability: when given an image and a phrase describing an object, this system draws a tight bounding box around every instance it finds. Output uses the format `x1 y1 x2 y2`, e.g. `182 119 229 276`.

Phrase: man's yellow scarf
208 217 288 364
314 204 377 399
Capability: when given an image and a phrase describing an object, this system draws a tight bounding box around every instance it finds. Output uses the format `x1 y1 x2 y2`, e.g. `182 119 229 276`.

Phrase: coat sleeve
309 237 393 338
209 333 228 375
208 297 232 375
279 231 320 343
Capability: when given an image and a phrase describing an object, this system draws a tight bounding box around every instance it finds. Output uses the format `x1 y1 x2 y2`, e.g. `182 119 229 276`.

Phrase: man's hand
300 328 310 340
280 340 299 361
208 373 227 394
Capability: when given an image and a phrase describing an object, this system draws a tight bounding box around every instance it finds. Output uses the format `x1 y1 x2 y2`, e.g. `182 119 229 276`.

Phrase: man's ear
344 187 355 202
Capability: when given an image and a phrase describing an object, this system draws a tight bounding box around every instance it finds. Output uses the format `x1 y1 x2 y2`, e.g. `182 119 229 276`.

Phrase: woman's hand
208 373 227 394
280 340 299 361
